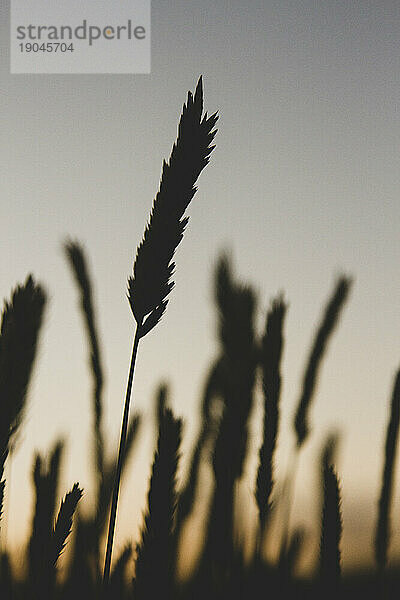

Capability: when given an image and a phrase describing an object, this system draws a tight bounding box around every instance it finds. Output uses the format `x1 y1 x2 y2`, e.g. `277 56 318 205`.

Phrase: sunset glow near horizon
1 0 400 575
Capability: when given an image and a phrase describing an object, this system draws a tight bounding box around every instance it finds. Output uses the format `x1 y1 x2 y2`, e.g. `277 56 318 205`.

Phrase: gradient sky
1 0 400 575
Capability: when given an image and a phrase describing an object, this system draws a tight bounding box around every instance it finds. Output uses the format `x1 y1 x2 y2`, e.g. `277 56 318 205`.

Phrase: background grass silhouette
0 248 399 600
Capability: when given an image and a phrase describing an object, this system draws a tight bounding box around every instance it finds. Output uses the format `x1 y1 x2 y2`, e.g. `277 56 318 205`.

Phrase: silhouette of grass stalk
133 407 182 600
374 369 400 572
201 256 257 590
320 464 342 589
0 276 46 523
255 295 287 554
64 241 105 495
52 483 83 566
294 276 352 448
28 440 63 598
279 276 351 573
103 76 217 585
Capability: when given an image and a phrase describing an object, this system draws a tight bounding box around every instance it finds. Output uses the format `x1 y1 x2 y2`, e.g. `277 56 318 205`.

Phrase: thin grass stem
103 322 142 585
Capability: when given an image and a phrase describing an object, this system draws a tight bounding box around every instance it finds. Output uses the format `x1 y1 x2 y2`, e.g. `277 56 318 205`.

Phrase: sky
1 0 400 575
